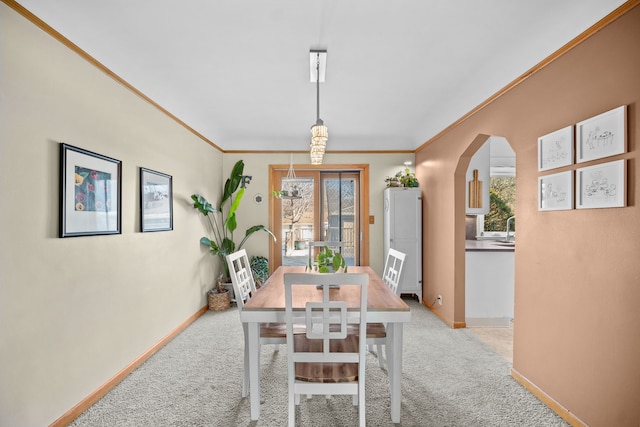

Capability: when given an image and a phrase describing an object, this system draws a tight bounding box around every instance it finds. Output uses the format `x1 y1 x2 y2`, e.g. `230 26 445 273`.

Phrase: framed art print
538 125 573 171
576 159 626 209
538 171 573 211
576 105 626 163
140 167 173 232
60 143 121 237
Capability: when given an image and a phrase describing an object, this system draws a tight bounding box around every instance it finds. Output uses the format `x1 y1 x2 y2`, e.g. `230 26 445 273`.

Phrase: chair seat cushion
293 333 360 383
260 323 304 338
365 322 386 338
346 322 386 338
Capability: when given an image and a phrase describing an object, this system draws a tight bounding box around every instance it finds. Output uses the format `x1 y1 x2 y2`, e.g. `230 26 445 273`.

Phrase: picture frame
576 105 626 163
140 167 173 232
538 125 574 171
60 143 121 237
538 171 574 211
576 159 626 209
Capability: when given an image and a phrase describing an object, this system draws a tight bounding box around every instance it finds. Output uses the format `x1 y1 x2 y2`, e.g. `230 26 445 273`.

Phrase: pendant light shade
310 121 328 165
310 50 327 165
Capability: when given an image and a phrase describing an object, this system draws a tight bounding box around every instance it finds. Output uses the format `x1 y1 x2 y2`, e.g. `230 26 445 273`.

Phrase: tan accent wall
416 4 640 426
0 5 223 426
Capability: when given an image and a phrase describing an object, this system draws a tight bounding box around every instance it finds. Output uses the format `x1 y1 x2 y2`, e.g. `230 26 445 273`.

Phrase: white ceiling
15 0 625 152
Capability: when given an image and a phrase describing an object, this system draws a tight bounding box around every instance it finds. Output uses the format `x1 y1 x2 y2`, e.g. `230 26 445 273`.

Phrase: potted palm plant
192 160 276 310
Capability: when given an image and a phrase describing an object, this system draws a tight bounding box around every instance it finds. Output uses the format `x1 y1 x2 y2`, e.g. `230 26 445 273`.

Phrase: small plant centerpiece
310 246 347 273
192 160 276 309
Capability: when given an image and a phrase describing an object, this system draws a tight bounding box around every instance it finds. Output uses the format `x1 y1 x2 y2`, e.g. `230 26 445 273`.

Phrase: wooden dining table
240 265 412 423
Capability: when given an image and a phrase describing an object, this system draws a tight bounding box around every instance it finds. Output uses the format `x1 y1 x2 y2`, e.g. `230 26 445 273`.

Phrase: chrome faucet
505 216 516 242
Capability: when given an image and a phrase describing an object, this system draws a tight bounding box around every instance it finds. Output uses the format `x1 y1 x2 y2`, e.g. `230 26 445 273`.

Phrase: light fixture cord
316 53 321 124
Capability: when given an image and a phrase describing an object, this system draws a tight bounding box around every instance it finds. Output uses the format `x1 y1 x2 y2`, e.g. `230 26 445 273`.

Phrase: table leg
387 322 403 423
247 322 261 420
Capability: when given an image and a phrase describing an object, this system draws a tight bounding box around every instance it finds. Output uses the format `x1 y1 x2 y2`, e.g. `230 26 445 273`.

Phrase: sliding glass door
270 165 368 270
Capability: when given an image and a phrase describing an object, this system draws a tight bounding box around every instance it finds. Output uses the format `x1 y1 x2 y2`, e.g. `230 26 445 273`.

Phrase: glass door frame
268 163 370 272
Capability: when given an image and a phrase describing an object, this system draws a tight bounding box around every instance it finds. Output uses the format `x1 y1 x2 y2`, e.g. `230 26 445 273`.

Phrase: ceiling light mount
309 49 328 165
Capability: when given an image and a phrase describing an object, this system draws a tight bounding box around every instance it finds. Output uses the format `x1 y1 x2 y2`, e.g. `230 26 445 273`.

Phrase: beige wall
0 5 223 426
416 5 640 426
0 5 415 425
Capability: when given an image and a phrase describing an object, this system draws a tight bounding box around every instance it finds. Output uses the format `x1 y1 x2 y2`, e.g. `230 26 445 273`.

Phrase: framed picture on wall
538 171 574 211
140 167 173 232
576 159 626 209
538 125 574 171
59 143 122 237
576 105 626 163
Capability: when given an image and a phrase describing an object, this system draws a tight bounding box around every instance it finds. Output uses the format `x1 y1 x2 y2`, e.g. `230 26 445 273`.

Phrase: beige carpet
70 300 565 426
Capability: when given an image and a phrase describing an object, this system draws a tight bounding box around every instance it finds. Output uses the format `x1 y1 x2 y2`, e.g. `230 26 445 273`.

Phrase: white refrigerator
383 187 423 302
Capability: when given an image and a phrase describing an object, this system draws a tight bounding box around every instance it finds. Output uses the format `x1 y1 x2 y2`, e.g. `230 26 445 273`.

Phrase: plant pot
208 288 230 311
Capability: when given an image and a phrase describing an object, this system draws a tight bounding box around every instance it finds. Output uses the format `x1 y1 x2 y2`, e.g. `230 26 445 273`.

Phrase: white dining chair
227 249 286 397
367 248 406 368
284 272 368 427
307 241 343 268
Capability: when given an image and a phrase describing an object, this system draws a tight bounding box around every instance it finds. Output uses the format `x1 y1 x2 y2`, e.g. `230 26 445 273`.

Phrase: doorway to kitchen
462 136 516 362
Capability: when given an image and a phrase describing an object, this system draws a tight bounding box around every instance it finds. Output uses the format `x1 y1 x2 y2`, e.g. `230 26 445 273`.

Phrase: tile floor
468 323 513 363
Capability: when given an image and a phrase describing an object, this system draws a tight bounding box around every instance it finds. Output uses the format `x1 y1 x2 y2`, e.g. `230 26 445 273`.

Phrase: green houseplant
385 167 419 188
310 246 347 273
192 160 276 297
250 255 269 287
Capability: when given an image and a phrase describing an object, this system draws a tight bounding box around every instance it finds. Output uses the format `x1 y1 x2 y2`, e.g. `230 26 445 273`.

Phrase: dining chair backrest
283 272 368 427
226 249 257 312
382 248 406 295
227 249 284 398
308 241 343 266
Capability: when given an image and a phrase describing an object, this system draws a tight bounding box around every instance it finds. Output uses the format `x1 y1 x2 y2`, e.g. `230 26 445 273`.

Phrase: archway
455 135 516 360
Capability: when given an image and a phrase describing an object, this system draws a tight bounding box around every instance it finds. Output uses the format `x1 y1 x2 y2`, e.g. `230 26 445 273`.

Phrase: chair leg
242 327 250 397
377 343 385 368
352 393 358 405
274 343 280 352
289 391 296 426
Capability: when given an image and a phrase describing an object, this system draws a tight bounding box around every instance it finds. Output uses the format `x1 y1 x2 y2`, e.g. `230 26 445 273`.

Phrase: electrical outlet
437 295 443 306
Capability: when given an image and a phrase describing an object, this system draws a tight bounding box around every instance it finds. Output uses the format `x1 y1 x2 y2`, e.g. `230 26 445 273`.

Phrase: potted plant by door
192 160 276 310
250 255 269 288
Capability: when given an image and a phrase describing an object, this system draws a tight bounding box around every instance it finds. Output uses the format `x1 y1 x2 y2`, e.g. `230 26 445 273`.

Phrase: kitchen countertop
466 240 515 252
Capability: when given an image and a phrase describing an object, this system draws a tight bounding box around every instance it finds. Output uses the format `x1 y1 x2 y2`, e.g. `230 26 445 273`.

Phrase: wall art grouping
537 105 627 211
59 143 173 237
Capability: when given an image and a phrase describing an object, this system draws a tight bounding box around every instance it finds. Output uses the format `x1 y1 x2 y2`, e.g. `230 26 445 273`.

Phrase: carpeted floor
70 299 568 426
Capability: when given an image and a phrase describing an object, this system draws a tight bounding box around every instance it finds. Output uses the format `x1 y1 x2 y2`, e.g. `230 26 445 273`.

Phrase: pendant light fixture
310 50 328 165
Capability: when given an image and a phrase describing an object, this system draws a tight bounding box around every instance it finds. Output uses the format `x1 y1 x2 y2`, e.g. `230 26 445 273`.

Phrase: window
476 175 516 238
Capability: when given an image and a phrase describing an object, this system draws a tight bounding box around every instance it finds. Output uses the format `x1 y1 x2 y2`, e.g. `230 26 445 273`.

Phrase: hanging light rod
309 49 327 82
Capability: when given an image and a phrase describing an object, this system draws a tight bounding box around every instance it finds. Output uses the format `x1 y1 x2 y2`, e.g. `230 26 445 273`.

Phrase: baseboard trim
510 368 587 427
422 300 466 328
50 305 209 427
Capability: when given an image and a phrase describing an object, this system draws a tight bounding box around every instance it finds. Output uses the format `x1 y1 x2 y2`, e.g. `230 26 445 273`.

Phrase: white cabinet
465 249 514 326
383 188 422 302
